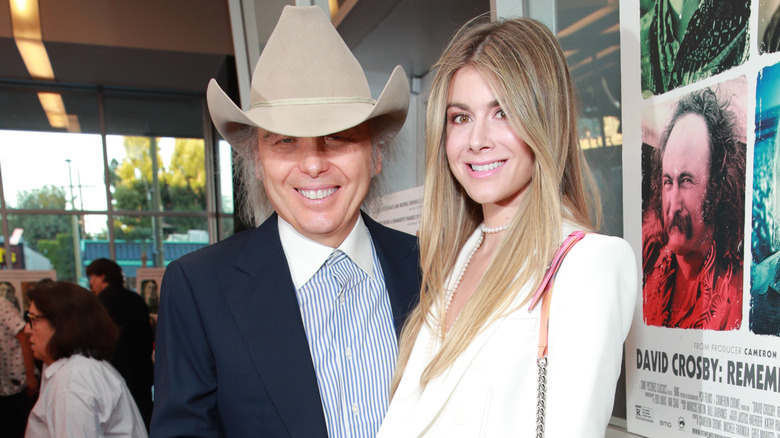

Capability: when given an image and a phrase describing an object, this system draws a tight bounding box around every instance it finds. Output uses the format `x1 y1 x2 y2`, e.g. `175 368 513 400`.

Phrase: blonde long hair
392 17 600 394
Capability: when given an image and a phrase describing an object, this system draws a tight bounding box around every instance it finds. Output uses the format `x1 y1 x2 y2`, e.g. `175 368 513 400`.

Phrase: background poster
623 0 780 437
136 267 164 316
0 270 57 315
368 185 423 236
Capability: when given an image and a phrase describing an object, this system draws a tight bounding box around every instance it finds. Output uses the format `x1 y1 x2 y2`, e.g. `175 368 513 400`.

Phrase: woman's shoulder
569 232 635 265
55 355 124 389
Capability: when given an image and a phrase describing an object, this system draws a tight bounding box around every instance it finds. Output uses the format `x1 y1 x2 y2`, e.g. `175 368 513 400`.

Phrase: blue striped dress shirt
279 217 398 438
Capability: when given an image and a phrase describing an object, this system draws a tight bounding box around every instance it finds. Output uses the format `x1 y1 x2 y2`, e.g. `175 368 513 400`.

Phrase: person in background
151 6 419 438
86 258 154 430
378 17 636 437
0 295 38 438
24 281 147 437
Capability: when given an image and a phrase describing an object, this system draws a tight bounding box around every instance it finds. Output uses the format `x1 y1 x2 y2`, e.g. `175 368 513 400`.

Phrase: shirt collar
42 355 69 380
278 214 376 290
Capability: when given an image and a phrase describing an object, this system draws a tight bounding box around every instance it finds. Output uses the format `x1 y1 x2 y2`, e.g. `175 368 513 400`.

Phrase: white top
378 223 638 437
26 354 148 438
0 298 27 396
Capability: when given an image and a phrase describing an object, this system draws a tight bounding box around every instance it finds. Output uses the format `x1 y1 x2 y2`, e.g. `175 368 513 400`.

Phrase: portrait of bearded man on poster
642 80 746 330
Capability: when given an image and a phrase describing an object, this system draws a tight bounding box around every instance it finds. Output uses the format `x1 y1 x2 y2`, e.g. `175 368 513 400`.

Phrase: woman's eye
496 109 506 119
451 114 469 124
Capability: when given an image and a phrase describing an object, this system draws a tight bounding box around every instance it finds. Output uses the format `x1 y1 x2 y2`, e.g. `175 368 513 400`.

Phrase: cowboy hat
207 5 410 157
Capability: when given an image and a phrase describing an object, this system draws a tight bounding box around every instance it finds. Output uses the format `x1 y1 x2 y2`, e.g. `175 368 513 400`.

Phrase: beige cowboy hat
207 5 410 157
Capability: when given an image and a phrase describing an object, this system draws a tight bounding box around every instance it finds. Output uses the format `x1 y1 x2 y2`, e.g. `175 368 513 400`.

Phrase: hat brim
208 66 409 157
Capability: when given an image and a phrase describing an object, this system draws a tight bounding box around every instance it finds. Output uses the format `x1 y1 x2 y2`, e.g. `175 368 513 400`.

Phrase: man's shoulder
173 217 278 268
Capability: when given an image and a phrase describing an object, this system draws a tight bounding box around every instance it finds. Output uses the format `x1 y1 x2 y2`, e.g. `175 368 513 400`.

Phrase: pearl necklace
481 223 510 234
434 223 510 340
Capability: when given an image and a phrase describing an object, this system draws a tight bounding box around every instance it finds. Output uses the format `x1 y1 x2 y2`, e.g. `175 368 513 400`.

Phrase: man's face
88 274 108 294
256 123 380 248
661 113 714 259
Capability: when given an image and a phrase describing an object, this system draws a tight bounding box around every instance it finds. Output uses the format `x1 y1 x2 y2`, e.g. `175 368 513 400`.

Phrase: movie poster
623 0 780 437
0 270 57 315
136 267 164 317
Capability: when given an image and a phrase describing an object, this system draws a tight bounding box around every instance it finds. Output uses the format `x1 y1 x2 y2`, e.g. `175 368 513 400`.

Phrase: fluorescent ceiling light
9 0 43 40
14 38 55 80
557 6 617 39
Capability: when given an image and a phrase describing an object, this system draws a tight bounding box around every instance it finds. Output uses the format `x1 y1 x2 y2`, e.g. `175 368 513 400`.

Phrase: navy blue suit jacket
150 213 420 437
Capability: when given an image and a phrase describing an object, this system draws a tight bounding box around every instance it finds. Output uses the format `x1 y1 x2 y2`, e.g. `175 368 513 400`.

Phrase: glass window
106 135 207 214
0 83 235 279
1 129 106 210
111 214 209 268
556 1 623 237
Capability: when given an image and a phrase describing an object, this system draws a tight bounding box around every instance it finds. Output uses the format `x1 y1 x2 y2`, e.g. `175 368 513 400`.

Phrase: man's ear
373 150 383 176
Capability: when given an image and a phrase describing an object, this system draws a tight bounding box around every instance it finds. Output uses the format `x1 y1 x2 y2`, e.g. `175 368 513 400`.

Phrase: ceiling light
9 0 42 40
557 6 617 39
14 38 54 80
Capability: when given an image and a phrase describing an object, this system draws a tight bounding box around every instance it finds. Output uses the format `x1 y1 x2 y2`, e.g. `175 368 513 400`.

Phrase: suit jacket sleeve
151 259 221 437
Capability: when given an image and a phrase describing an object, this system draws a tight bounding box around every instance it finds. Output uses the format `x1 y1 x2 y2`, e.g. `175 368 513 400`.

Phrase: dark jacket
151 212 420 437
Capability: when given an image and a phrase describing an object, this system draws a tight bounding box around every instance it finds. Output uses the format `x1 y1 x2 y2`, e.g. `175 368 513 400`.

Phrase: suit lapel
219 214 328 437
363 212 420 336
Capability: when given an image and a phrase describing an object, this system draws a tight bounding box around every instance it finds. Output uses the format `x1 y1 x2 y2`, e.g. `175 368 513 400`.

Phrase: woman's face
0 283 11 296
444 66 535 223
24 302 55 365
144 282 156 295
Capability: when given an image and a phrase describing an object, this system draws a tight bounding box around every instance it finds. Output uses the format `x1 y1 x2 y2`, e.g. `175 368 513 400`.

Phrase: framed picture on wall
136 267 165 316
0 270 57 315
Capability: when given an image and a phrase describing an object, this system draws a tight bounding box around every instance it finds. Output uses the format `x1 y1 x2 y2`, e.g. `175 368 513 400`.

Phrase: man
86 258 154 430
643 87 745 330
150 6 419 438
640 0 749 96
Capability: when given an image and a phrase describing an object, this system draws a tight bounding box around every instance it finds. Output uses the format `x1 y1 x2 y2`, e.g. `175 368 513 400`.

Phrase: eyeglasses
23 311 46 327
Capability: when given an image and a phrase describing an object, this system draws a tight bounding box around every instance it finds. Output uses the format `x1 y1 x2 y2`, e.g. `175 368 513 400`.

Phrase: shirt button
339 295 345 304
352 403 359 414
345 347 352 359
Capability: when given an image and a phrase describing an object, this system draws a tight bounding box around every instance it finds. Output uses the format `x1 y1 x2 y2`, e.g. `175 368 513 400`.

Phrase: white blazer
378 223 638 437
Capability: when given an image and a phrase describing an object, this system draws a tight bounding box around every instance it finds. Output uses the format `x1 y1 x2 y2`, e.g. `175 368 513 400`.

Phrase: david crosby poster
622 0 780 437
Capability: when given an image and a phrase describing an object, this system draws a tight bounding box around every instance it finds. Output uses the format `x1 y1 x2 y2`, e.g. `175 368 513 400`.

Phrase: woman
24 281 147 437
378 17 637 437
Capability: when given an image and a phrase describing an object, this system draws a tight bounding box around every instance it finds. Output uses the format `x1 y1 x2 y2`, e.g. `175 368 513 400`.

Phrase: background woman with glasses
23 280 147 437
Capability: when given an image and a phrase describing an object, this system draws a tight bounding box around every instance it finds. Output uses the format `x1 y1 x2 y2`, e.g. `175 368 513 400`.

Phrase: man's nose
666 182 683 213
299 138 328 177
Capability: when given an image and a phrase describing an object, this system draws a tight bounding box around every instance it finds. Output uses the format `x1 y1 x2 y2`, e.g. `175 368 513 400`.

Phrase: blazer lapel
219 214 328 437
363 212 420 336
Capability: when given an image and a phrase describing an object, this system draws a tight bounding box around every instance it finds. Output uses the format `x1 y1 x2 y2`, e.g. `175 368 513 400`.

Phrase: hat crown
250 6 371 105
